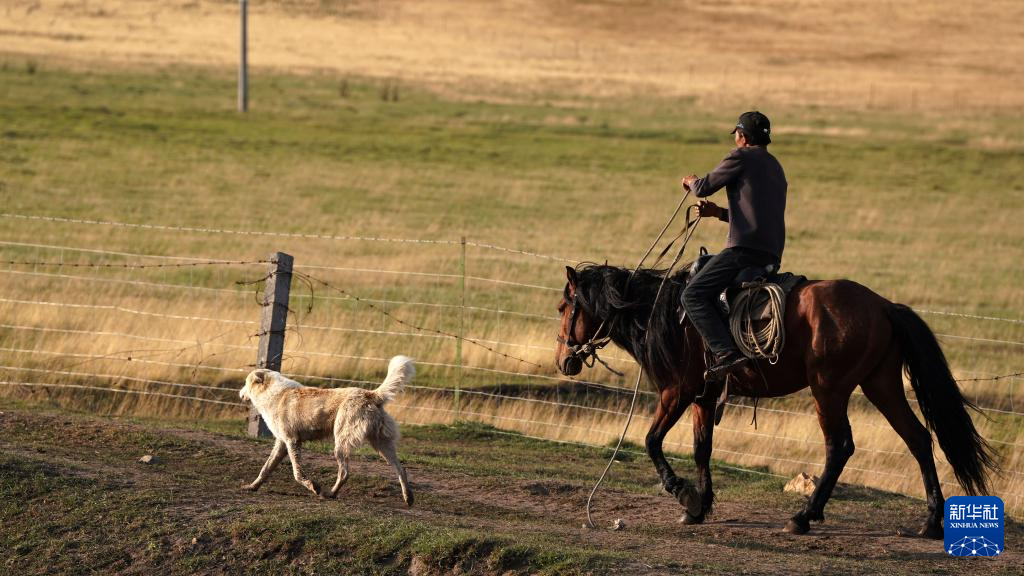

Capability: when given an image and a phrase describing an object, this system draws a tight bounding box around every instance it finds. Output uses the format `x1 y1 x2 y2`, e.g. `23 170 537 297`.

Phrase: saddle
678 248 806 330
678 248 807 425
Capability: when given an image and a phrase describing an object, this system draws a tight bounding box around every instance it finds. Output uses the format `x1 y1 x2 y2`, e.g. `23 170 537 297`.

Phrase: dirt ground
1 408 1019 574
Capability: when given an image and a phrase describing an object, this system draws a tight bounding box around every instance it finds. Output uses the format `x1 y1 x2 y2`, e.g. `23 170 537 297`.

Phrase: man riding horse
556 110 994 537
681 111 787 383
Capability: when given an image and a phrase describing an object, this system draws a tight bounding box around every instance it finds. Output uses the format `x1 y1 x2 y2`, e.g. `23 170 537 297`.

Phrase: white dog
239 355 414 506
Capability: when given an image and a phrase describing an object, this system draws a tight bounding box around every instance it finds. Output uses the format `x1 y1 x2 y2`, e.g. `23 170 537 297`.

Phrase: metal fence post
248 252 293 437
455 236 466 419
238 0 249 112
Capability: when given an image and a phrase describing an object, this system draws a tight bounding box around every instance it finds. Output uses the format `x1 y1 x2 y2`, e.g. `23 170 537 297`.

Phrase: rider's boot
703 350 749 383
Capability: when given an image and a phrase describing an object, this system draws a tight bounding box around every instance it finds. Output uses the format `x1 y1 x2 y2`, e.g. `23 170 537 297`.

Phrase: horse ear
565 266 578 286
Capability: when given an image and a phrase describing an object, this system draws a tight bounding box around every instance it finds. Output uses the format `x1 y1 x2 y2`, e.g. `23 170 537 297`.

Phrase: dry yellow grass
3 0 1023 112
3 239 1021 513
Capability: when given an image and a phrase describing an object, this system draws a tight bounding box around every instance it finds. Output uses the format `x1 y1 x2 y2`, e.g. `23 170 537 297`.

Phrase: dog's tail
374 355 415 403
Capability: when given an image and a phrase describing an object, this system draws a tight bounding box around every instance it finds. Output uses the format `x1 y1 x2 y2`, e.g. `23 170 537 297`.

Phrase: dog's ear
246 369 271 391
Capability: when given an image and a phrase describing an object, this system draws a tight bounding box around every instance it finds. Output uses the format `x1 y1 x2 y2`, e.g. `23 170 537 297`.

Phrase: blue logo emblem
944 496 1003 557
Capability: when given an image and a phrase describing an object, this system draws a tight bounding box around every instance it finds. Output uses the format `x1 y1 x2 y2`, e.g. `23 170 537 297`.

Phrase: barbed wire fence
0 212 1021 512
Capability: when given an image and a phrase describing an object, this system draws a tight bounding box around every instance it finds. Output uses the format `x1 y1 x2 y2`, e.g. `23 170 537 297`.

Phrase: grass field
2 54 1024 510
1 1 1024 566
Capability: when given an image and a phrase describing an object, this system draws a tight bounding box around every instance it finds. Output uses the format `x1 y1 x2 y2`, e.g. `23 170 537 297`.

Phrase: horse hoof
680 511 705 525
785 518 810 535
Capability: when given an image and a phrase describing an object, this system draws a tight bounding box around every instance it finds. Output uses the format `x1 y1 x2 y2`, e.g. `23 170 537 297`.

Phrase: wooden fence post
247 252 293 437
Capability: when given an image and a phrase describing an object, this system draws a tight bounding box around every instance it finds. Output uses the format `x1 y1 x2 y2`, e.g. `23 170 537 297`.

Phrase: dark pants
681 246 780 356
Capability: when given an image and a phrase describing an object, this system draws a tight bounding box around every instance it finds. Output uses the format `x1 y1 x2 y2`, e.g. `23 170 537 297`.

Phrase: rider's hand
681 174 698 192
697 200 723 219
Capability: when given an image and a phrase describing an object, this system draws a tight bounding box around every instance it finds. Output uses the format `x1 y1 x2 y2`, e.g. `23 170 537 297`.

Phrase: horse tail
887 303 996 495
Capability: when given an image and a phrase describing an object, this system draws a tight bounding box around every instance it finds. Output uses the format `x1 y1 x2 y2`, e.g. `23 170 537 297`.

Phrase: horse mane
573 262 693 390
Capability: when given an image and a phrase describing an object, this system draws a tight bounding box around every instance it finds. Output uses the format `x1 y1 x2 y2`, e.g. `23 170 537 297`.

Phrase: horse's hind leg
786 391 855 535
645 387 697 510
860 347 944 539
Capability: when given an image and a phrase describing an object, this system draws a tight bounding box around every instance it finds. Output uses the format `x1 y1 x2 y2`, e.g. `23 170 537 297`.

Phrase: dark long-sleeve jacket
690 146 787 260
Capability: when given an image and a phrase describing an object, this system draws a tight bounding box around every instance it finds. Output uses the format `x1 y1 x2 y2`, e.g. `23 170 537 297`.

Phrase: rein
581 192 702 529
562 198 702 379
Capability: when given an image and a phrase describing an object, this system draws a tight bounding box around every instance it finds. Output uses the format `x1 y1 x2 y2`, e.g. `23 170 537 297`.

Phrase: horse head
555 266 609 376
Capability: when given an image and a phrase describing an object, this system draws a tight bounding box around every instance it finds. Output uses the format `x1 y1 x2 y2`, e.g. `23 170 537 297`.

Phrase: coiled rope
730 283 786 363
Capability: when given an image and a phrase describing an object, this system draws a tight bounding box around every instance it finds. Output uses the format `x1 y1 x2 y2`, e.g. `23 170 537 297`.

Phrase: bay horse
555 263 995 538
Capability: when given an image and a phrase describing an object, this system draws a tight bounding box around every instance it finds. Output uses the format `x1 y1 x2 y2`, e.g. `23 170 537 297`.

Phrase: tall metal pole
238 0 249 112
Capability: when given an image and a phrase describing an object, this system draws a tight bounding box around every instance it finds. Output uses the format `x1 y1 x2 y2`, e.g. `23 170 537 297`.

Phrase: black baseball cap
731 111 771 144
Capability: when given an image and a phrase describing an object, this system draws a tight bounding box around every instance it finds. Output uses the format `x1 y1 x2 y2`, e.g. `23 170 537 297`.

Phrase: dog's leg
374 439 413 507
326 445 350 499
285 441 321 497
244 438 287 491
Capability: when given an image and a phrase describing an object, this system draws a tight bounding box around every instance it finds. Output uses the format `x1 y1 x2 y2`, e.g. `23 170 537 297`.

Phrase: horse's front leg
644 388 697 510
682 398 716 524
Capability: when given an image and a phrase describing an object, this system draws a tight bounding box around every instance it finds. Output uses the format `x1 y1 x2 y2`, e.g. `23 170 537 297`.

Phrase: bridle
557 284 623 376
556 205 701 377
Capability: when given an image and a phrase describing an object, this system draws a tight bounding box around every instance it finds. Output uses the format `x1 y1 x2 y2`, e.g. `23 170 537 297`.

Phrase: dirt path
0 409 1019 574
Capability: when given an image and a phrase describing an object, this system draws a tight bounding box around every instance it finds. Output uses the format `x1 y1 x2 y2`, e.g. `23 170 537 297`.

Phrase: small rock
191 537 198 546
784 472 819 496
611 518 625 531
138 454 159 465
